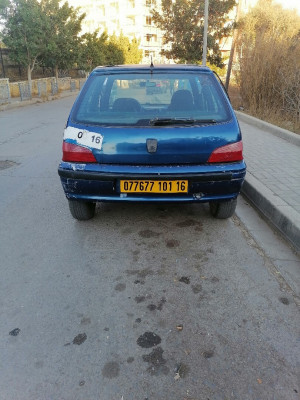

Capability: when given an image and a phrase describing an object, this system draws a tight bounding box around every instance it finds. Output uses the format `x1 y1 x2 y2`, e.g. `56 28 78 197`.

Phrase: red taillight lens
62 142 97 163
208 141 243 163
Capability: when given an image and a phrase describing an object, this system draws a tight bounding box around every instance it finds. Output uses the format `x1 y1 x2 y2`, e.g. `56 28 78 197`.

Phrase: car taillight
62 142 97 163
208 141 243 163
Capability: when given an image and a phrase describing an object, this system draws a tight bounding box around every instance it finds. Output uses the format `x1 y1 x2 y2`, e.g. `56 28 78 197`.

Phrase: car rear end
58 65 246 219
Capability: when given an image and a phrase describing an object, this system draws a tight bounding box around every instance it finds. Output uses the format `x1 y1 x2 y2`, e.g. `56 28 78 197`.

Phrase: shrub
236 0 300 132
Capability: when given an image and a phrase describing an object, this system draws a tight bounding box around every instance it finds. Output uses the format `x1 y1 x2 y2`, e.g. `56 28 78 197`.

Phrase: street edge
235 110 300 146
242 172 300 252
0 91 78 112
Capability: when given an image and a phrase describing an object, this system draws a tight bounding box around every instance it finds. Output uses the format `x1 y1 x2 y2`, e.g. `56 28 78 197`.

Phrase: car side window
77 76 105 114
195 76 228 116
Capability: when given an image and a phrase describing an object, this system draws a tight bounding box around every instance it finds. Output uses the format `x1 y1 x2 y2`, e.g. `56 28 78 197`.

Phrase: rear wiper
149 118 216 126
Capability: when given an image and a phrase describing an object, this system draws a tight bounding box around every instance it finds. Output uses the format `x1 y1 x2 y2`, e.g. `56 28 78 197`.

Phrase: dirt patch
73 333 87 345
166 239 180 248
0 160 19 170
137 332 161 348
139 229 161 238
142 347 169 376
102 361 120 378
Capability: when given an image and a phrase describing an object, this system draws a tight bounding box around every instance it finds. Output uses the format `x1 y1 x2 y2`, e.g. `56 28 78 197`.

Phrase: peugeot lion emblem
146 138 158 153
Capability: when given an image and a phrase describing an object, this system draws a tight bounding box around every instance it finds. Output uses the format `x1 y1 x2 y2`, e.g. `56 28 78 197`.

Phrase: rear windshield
72 71 232 126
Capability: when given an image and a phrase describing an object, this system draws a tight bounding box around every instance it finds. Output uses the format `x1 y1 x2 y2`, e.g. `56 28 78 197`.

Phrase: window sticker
64 127 103 150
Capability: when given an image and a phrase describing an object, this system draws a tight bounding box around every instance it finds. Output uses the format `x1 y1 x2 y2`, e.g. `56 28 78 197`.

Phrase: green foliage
117 33 143 64
0 0 9 7
1 0 143 81
0 0 10 18
78 31 143 71
1 0 48 82
105 33 143 65
39 0 85 75
1 0 85 80
152 0 236 66
78 31 108 71
105 33 125 65
206 62 226 78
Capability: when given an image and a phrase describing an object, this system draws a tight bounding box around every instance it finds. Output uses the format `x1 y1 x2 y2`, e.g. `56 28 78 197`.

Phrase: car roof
91 64 213 74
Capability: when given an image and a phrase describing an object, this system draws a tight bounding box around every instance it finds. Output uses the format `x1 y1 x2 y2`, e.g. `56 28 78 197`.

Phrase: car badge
147 139 158 153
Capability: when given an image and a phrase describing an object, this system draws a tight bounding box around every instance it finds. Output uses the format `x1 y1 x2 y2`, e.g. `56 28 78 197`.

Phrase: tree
0 0 85 83
105 33 143 65
79 31 142 71
117 33 143 64
1 0 48 87
151 0 236 66
39 0 85 80
0 0 10 19
104 33 124 65
78 31 108 73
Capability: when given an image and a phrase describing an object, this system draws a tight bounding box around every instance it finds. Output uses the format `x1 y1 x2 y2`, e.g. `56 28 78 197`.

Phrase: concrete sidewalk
237 111 300 252
0 89 77 112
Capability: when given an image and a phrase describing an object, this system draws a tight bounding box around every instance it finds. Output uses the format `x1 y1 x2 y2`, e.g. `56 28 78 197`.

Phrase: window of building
111 2 118 11
146 0 155 6
127 16 135 26
146 16 152 25
99 6 105 17
145 51 156 58
145 34 157 43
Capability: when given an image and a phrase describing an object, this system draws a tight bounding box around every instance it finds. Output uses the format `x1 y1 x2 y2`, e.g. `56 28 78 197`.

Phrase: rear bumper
58 161 246 203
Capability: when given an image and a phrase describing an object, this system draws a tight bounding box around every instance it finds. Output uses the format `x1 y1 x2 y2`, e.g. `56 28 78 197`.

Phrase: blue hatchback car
58 64 246 220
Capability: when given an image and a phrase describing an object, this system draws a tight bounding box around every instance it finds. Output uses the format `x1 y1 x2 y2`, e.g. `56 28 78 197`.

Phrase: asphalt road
0 95 299 400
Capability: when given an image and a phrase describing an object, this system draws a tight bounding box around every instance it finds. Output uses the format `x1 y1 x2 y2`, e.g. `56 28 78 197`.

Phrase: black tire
209 198 237 219
68 200 96 220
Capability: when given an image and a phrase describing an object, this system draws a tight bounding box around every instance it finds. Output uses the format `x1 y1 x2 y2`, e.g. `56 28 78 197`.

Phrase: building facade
67 0 168 64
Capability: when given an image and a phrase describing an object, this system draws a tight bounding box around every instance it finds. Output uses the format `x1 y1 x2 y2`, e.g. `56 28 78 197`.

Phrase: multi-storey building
67 0 168 64
68 0 300 66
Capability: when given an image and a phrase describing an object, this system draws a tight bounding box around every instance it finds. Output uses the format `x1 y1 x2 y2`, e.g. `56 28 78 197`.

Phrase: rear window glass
72 71 232 126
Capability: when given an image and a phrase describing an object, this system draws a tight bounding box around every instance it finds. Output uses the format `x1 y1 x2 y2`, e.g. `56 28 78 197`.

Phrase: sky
274 0 300 14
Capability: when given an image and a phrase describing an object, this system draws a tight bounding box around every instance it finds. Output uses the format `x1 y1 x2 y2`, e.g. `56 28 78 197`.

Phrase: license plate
120 180 188 193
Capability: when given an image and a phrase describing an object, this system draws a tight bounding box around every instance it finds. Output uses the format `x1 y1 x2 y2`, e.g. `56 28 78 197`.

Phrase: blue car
58 64 246 220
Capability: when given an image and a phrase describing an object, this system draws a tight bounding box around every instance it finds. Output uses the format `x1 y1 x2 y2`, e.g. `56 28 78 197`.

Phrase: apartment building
67 0 168 64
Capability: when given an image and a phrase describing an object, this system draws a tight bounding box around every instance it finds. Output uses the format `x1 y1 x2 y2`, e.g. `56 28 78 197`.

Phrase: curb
0 91 78 112
235 111 300 147
242 172 300 252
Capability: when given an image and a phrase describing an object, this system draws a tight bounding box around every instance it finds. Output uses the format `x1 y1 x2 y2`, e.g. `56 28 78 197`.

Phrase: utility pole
202 0 209 66
225 0 241 90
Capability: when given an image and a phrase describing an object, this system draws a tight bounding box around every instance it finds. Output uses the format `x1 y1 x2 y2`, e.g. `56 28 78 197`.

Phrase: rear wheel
209 199 237 219
68 200 95 221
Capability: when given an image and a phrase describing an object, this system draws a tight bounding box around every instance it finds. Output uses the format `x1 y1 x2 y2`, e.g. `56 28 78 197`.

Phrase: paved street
0 96 299 400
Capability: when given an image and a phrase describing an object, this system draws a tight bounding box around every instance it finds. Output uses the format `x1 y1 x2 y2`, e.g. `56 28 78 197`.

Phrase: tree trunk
0 47 5 78
55 65 59 82
27 64 32 94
